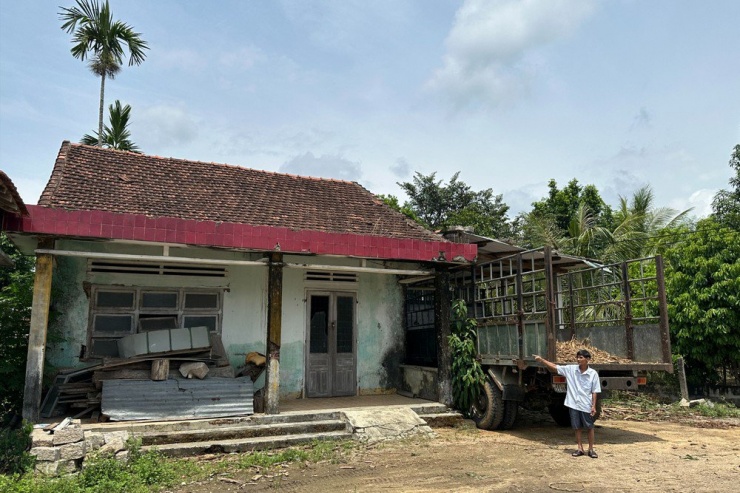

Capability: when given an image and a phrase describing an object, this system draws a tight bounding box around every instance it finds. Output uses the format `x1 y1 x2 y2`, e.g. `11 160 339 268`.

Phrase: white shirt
557 364 601 413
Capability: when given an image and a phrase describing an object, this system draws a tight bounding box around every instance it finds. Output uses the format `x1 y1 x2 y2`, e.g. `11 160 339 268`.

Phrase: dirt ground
172 411 740 493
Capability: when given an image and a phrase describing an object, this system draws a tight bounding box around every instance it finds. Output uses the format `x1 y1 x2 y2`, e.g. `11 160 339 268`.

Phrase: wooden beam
265 252 283 414
435 268 452 407
22 246 54 422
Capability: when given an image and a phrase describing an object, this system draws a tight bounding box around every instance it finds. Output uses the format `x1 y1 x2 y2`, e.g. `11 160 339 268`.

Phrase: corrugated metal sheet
102 377 254 421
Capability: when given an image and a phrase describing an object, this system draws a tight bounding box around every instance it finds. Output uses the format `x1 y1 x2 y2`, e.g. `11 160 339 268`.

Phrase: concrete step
419 411 464 427
86 410 342 435
138 418 348 446
142 430 353 458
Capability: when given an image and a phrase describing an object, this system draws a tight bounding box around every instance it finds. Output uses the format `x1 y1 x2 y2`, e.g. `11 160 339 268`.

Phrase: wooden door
306 292 356 397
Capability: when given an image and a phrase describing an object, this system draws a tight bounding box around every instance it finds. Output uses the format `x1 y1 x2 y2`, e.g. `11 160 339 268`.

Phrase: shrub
0 421 35 475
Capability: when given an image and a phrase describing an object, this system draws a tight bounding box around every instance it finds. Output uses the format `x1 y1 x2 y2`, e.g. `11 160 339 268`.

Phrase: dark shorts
569 408 595 430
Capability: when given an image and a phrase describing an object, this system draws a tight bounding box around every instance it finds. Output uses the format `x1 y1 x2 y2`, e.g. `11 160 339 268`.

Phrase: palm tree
82 100 140 152
60 0 148 146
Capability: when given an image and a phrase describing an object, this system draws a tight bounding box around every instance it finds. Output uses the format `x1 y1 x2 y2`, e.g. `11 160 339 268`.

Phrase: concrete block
31 429 53 447
190 326 210 348
118 332 149 358
147 329 171 353
60 441 86 460
84 431 105 451
30 446 60 462
170 327 191 351
100 435 127 456
115 450 130 463
58 459 79 474
35 460 59 476
53 427 84 445
179 362 209 379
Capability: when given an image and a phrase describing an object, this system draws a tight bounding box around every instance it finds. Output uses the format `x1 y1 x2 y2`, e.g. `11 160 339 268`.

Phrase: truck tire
548 393 571 427
498 401 518 430
471 378 504 430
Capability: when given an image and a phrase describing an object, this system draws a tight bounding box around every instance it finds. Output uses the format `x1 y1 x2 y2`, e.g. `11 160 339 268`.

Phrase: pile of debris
555 337 632 364
39 329 263 422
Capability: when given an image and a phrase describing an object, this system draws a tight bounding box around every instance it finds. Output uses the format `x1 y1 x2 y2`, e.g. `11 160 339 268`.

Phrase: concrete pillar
22 245 54 422
264 252 283 414
435 268 452 407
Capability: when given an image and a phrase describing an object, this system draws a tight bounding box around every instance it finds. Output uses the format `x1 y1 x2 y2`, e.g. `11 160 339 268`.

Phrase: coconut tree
59 0 148 146
81 100 140 152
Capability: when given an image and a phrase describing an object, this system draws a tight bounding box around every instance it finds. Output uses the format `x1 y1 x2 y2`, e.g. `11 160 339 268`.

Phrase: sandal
588 450 598 459
572 450 585 457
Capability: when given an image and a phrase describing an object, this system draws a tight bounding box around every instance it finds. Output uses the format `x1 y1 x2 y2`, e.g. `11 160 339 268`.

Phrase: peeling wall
43 242 412 399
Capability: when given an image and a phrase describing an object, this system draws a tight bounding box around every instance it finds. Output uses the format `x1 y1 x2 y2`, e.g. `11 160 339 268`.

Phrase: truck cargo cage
465 248 672 370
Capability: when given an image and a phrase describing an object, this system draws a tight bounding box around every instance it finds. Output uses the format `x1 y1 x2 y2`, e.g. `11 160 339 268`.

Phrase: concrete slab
342 406 436 444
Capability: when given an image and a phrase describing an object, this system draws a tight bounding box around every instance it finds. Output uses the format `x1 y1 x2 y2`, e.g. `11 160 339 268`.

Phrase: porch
30 394 464 473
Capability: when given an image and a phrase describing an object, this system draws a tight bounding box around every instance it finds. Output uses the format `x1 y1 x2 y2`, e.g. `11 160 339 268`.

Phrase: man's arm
532 354 558 373
591 393 598 416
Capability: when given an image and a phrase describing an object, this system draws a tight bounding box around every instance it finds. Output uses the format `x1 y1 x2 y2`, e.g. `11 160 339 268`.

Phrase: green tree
664 219 740 387
448 300 483 416
712 144 740 230
531 179 609 232
603 186 691 262
60 0 148 146
398 172 514 239
81 100 141 152
0 234 34 420
521 184 689 262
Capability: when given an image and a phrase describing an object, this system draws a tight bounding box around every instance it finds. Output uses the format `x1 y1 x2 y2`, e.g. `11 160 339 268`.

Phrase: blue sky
1 0 738 220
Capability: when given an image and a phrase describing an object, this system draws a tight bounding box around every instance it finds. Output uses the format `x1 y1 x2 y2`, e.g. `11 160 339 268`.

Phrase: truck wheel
498 401 518 430
471 378 504 430
548 394 571 427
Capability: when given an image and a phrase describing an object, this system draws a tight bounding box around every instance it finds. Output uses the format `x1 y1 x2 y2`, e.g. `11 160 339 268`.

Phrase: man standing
533 350 601 458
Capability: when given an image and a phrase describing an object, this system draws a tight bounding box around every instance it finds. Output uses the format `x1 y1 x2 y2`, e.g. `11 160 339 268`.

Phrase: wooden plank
150 359 170 381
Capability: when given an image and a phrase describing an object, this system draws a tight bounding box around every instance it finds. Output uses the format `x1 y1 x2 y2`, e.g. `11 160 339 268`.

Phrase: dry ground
172 411 739 493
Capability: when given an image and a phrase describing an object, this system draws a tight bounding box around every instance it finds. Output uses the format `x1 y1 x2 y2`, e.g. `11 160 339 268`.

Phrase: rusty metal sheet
102 377 253 421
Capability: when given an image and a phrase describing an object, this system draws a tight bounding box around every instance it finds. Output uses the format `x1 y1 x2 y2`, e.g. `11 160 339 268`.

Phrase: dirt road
178 414 740 493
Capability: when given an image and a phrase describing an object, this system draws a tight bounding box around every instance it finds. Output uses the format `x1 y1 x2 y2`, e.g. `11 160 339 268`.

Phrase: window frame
86 285 223 359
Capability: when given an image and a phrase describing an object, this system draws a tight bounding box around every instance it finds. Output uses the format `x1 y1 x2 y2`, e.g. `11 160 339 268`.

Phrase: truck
455 246 673 430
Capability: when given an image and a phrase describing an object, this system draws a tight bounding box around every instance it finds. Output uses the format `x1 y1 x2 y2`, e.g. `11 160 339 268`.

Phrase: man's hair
577 349 592 359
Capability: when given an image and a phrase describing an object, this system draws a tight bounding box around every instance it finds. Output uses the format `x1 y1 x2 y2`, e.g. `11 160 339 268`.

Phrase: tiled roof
39 142 443 242
0 169 29 216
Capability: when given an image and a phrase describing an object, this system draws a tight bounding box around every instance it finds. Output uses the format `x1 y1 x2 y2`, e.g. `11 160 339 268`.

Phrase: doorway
306 292 356 397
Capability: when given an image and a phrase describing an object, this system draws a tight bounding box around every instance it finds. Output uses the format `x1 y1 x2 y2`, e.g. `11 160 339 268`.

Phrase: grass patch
0 437 357 493
602 390 740 422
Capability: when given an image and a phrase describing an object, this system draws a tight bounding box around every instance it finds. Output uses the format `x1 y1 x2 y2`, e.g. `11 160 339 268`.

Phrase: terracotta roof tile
0 169 29 216
38 142 443 242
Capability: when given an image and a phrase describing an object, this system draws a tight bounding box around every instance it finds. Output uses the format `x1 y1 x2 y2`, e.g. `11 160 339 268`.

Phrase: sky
1 0 739 221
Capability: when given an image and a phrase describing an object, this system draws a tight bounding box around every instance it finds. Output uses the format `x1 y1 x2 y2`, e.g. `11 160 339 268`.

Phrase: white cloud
670 189 716 218
135 103 198 148
279 152 362 181
390 158 411 179
630 107 652 130
427 0 595 109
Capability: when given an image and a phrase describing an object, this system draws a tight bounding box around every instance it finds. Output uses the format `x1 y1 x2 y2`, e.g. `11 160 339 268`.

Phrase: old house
3 142 477 422
1 170 29 267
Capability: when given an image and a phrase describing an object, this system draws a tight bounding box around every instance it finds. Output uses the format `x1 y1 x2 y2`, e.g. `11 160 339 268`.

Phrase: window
88 286 223 358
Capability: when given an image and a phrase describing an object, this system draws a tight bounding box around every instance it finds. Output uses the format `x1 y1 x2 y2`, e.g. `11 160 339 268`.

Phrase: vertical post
543 247 557 362
676 356 689 400
567 272 576 340
621 262 635 360
654 255 672 364
515 254 524 361
22 246 54 422
265 252 283 414
435 268 452 406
